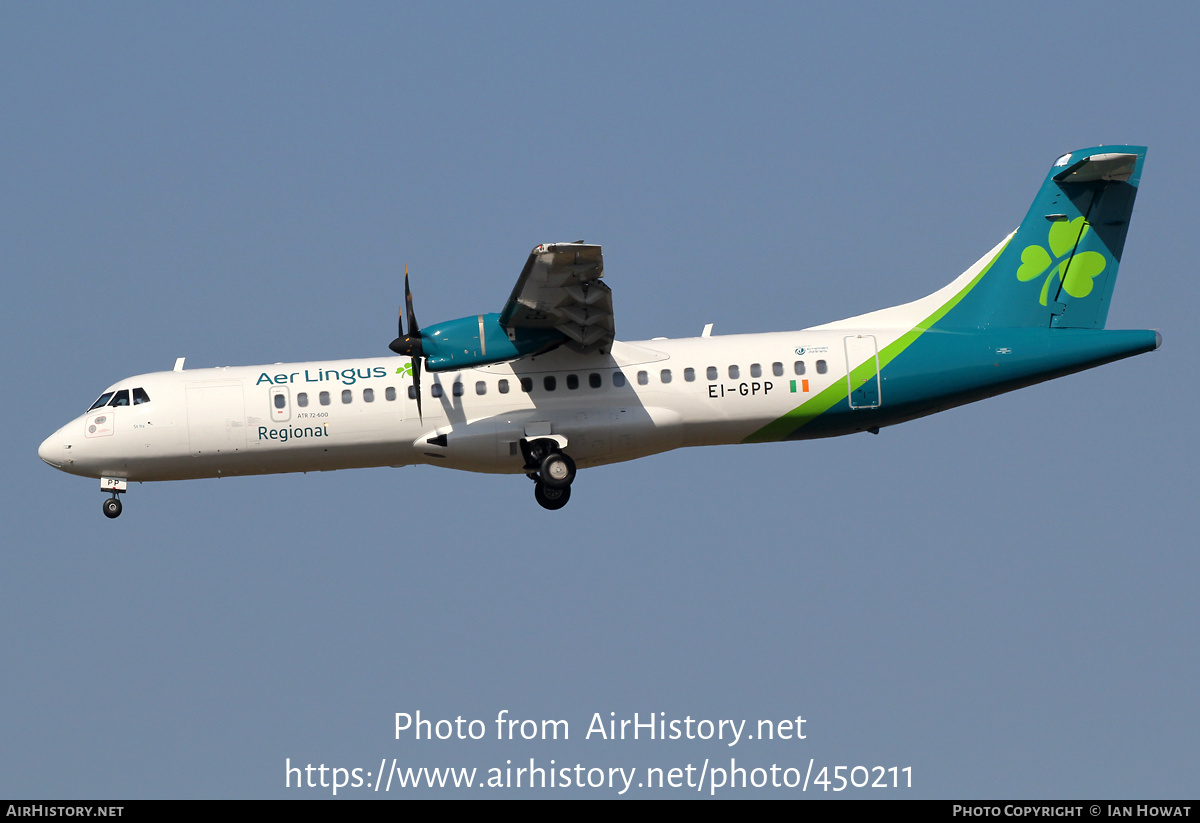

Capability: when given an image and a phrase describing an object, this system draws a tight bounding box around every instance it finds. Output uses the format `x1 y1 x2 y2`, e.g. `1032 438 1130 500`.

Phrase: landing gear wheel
539 452 576 490
534 481 571 511
102 497 123 519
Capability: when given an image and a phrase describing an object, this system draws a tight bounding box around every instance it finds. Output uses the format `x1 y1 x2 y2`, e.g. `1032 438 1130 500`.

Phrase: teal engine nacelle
421 313 564 371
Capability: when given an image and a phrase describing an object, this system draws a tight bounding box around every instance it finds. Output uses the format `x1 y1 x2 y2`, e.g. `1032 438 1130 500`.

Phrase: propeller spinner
388 268 424 421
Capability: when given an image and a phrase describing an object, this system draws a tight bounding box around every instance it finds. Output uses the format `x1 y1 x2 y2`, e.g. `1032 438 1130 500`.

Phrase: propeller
388 266 424 421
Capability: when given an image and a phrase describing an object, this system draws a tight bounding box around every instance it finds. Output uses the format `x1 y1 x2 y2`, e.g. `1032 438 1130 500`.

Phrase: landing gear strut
522 437 577 510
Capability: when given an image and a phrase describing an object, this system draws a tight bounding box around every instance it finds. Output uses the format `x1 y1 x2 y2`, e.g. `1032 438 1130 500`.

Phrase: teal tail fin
941 145 1145 330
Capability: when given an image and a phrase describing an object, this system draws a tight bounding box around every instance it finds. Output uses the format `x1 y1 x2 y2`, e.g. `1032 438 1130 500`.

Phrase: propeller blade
405 268 420 338
389 267 426 355
386 265 425 422
412 354 423 423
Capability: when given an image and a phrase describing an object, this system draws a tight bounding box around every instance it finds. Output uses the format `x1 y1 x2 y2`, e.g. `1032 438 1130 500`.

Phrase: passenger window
363 388 374 402
773 362 784 376
274 394 286 409
706 366 718 381
453 382 464 397
297 392 309 407
728 365 739 380
385 387 396 401
588 373 602 389
341 389 353 404
320 391 331 406
816 359 828 374
637 371 649 385
89 393 114 411
751 363 762 378
476 381 487 396
431 384 444 398
684 368 695 382
660 369 672 384
794 361 806 375
408 386 417 400
109 390 130 407
520 378 533 393
543 376 557 391
566 374 579 390
613 372 627 387
498 379 510 394
133 387 151 405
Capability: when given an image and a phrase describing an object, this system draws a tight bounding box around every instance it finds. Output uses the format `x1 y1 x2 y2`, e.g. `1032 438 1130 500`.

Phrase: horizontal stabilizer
1053 152 1137 184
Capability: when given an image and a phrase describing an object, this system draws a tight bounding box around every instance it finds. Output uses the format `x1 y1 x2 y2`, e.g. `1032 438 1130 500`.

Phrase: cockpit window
88 393 114 411
108 390 130 407
132 387 150 405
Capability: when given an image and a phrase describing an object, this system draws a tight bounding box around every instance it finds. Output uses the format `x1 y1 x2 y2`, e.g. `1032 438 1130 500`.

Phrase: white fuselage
38 330 864 484
37 149 1165 513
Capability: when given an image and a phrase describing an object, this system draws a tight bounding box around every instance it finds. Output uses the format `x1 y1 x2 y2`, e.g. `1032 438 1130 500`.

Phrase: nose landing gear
100 477 127 519
521 438 577 511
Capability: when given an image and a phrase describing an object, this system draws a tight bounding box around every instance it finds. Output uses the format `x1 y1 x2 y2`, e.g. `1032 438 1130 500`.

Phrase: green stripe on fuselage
743 243 1007 443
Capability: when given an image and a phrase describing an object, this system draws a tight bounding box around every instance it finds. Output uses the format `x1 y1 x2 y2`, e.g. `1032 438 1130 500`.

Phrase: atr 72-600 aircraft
40 146 1160 517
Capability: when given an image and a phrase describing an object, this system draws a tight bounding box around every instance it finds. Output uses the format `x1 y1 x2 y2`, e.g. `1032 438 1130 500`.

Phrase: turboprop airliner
39 146 1160 517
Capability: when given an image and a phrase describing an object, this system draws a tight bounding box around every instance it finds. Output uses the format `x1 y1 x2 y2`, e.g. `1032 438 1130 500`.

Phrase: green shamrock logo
395 363 413 377
1016 217 1107 305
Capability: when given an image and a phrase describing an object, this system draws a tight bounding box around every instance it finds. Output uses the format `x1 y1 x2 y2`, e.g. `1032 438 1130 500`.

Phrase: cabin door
844 335 881 409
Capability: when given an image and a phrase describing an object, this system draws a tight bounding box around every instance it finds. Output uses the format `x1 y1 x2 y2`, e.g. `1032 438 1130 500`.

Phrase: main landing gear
100 477 127 519
522 438 577 511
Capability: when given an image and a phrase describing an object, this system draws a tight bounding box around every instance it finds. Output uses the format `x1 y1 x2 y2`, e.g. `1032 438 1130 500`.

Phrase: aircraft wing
498 242 615 354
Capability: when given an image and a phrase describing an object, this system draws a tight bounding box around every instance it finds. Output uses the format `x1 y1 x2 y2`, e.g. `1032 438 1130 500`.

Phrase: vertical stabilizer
939 146 1145 331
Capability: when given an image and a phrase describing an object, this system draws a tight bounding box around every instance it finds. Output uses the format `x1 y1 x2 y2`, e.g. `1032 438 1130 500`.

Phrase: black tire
539 452 576 490
534 481 571 511
102 498 122 519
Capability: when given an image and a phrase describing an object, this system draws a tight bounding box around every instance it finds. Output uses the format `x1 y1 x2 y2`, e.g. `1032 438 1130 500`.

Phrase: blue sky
3 2 1197 798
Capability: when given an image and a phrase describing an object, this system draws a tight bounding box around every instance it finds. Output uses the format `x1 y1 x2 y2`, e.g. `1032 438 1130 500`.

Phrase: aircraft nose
38 429 64 468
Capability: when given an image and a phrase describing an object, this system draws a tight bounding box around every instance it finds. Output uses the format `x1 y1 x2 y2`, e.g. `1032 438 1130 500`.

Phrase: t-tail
941 145 1146 331
749 145 1160 443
